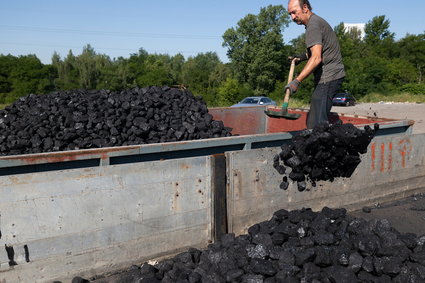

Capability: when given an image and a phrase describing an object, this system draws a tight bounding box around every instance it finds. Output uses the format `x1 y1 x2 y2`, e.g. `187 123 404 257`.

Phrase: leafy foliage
217 77 253 106
399 83 425 95
397 33 425 84
0 54 54 103
0 11 423 107
222 5 291 95
181 52 225 105
364 15 394 46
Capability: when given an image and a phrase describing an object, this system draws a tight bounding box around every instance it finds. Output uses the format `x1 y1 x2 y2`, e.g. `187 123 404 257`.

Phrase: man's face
288 0 306 25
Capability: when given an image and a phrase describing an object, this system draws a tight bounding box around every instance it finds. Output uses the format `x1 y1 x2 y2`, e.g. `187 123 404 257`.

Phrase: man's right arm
288 52 308 64
285 44 322 94
295 44 322 83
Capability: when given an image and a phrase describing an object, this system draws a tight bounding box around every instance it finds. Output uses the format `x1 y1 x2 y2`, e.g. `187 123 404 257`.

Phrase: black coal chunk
273 122 378 191
0 87 232 156
85 207 425 283
250 258 277 276
322 265 358 282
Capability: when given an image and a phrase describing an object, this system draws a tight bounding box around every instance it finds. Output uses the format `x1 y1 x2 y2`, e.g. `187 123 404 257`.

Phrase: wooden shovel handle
283 59 297 105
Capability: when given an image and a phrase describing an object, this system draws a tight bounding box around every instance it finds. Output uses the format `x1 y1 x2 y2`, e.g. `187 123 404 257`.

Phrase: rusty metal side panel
226 133 425 235
0 110 412 169
265 107 402 133
0 156 213 282
209 106 266 135
265 108 309 132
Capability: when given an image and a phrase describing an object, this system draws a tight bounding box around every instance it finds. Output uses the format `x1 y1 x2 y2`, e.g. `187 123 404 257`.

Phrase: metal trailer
0 106 421 282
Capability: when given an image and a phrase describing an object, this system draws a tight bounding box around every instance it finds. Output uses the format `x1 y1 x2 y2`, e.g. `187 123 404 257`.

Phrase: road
351 194 425 236
333 102 425 134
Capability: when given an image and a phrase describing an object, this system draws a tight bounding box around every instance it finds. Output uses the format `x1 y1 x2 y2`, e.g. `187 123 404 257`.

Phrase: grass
275 92 424 108
275 98 309 109
358 92 425 103
1 93 421 111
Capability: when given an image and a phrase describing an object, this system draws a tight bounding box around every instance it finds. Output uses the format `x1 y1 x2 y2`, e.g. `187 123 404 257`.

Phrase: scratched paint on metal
399 138 413 169
209 106 266 135
370 137 415 172
265 108 392 133
0 155 212 281
371 142 376 171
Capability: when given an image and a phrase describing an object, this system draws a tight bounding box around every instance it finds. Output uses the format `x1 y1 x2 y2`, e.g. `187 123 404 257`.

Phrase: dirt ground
351 193 425 236
332 102 425 134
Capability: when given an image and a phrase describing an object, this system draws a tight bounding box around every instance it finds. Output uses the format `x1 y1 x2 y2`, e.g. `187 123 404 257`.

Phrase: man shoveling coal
286 0 345 129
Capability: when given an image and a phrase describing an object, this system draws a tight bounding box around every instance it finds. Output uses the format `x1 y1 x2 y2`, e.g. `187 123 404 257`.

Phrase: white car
231 96 277 107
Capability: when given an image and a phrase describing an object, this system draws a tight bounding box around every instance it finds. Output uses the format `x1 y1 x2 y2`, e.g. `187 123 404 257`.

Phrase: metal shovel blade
264 109 301 120
264 59 301 120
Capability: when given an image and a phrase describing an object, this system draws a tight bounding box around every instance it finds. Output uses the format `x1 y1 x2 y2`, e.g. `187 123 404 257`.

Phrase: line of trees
0 5 424 107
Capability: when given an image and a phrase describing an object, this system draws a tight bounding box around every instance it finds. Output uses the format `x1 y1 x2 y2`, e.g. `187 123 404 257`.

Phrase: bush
399 83 425 95
359 92 425 103
217 78 254 107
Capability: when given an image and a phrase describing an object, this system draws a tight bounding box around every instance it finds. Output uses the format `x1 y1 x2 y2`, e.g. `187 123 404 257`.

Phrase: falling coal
0 86 232 156
273 122 379 191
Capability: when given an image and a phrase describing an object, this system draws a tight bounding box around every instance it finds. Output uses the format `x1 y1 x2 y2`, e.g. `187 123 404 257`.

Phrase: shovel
264 58 301 120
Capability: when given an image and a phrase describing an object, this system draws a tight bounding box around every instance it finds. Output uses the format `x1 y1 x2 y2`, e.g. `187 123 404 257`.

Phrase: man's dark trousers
307 77 344 129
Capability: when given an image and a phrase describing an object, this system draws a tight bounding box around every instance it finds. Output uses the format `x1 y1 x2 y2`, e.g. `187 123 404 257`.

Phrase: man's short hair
299 0 312 11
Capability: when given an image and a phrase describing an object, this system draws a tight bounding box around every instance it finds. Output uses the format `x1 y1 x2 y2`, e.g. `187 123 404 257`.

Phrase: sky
1 0 424 64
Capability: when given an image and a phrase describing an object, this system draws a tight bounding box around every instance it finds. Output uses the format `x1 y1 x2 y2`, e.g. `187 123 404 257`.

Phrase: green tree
208 63 231 90
95 56 130 90
364 15 394 45
54 50 80 90
222 5 291 95
0 55 15 102
217 77 252 106
385 58 417 89
397 33 425 84
53 46 128 91
334 23 365 59
136 54 174 86
289 33 306 55
345 56 391 96
181 52 221 104
169 53 185 84
127 48 149 87
364 15 395 58
6 55 54 103
333 22 368 97
75 44 98 89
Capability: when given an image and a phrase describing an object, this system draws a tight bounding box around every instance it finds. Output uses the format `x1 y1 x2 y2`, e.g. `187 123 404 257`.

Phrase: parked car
231 96 277 107
332 93 356 106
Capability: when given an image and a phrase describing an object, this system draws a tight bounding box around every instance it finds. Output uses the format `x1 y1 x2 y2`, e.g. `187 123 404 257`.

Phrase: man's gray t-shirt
305 14 345 84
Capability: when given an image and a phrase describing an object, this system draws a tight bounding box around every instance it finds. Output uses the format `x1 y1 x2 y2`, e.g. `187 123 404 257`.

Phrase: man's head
287 0 313 26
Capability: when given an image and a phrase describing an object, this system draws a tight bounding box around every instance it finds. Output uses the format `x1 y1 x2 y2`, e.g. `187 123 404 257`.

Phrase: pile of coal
0 86 232 156
74 207 425 282
273 122 379 191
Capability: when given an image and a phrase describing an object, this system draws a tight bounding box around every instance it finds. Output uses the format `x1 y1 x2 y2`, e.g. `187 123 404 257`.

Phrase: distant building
343 23 366 39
